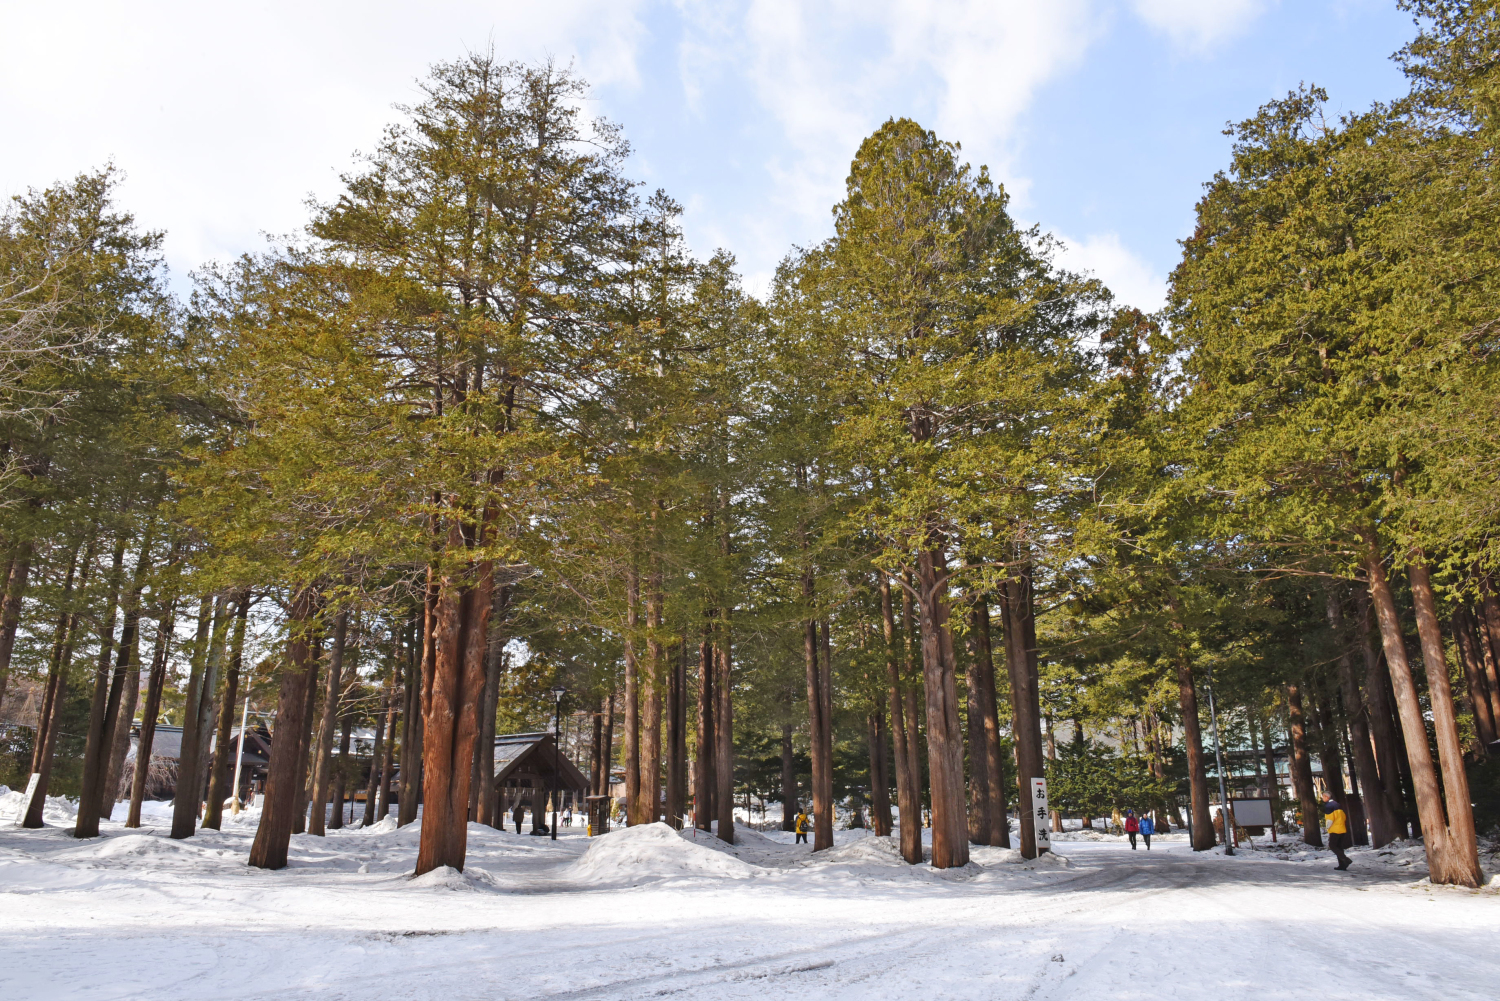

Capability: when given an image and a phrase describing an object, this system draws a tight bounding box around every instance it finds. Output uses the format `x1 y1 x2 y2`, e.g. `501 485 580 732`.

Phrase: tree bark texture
917 548 968 868
170 597 218 839
25 540 88 829
624 567 642 825
329 712 353 829
882 575 922 862
1000 562 1043 860
696 624 716 831
308 608 349 836
803 606 833 851
1286 681 1322 847
1404 554 1483 886
249 589 319 870
642 580 664 824
867 698 892 837
1355 588 1408 836
291 627 321 835
475 584 510 827
365 685 387 827
1171 641 1214 851
714 614 735 845
398 611 424 827
1453 605 1497 749
75 535 128 838
666 640 687 828
1362 536 1472 884
203 593 250 830
967 594 1007 847
415 535 495 875
780 722 796 831
128 597 177 828
0 546 33 718
1328 588 1397 846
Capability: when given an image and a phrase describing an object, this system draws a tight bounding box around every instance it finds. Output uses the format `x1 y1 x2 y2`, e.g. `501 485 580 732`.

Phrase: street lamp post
1204 665 1235 856
551 686 566 841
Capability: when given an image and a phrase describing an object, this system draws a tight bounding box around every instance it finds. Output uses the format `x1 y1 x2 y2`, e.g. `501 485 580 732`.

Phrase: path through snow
1 805 1496 1000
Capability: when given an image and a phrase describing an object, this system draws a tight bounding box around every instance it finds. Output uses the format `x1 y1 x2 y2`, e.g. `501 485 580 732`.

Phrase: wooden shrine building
493 731 590 829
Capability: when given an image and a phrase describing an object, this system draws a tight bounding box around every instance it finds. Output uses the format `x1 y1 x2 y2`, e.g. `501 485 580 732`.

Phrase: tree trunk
968 594 1006 847
1404 553 1483 886
624 567 642 825
964 618 989 846
1480 591 1500 727
365 684 387 827
170 597 218 839
128 597 177 828
714 613 735 845
803 606 832 850
102 539 156 819
780 722 796 831
867 697 892 837
25 540 88 829
1362 534 1464 881
881 576 921 862
666 641 686 828
1453 605 1497 749
1170 636 1213 850
1328 587 1397 846
1313 688 1348 816
249 588 319 870
308 608 349 836
291 625 322 836
75 535 129 838
696 622 716 831
1000 560 1043 860
414 533 495 875
475 584 510 827
398 611 424 827
329 712 353 829
916 547 968 868
377 676 397 821
0 546 33 718
1285 681 1322 846
642 579 663 824
203 593 251 830
1354 588 1408 836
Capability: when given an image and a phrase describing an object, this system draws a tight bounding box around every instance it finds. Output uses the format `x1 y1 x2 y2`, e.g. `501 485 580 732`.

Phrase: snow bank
970 845 1074 870
364 815 399 835
569 822 758 883
408 865 503 891
0 785 79 826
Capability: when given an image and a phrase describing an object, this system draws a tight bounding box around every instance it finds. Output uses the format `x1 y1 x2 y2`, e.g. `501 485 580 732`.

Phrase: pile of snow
970 845 1075 870
805 833 909 869
569 822 758 884
408 865 502 892
0 785 79 826
364 815 399 835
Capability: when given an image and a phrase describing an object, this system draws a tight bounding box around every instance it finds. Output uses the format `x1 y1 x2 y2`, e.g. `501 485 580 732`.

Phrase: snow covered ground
2 790 1498 1001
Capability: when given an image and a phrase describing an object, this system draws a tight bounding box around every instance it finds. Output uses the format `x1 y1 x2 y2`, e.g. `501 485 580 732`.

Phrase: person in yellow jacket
794 809 810 845
1322 795 1352 870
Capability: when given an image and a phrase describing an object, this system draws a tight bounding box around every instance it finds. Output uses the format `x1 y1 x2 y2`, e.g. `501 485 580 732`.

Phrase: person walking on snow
1138 814 1154 850
794 809 810 844
512 801 525 835
1124 810 1140 849
1323 796 1352 870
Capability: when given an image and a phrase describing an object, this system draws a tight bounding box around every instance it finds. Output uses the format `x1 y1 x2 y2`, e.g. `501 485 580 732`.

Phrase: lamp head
552 685 567 701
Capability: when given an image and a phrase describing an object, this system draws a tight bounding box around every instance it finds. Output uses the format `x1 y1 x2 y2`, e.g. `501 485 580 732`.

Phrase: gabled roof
493 731 589 792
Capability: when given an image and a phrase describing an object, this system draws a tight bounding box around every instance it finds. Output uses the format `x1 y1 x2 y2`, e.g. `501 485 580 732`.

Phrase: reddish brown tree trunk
365 683 388 826
75 535 129 838
1480 591 1500 727
880 576 921 862
308 609 349 836
0 546 33 718
415 533 495 875
1405 553 1482 886
665 640 686 828
249 589 319 869
695 622 716 831
917 547 968 868
1168 612 1213 851
714 612 734 844
867 697 892 837
398 610 425 827
1328 588 1398 846
642 579 664 824
1453 606 1497 749
1354 589 1408 835
25 541 86 830
623 567 642 825
1000 561 1044 859
1286 682 1322 847
128 597 177 828
203 593 250 830
968 594 1007 847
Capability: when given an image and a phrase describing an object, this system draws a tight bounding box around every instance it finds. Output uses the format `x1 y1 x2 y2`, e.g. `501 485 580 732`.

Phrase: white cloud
1053 232 1167 312
1131 0 1270 51
673 0 1100 291
0 1 647 289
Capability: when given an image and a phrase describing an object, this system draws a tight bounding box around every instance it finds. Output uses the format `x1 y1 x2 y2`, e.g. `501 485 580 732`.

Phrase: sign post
1029 777 1051 854
14 772 41 827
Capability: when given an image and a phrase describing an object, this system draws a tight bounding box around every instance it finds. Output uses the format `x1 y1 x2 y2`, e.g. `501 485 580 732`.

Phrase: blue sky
1 1 1418 311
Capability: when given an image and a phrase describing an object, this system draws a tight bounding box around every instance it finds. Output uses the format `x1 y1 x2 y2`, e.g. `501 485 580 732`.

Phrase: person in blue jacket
1138 813 1154 850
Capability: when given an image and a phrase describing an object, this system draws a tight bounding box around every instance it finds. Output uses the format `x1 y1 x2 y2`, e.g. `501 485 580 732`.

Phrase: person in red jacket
1124 809 1140 849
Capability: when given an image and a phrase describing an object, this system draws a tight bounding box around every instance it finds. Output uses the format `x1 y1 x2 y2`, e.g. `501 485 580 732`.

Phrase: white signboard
1029 777 1051 853
13 772 40 826
1217 798 1273 827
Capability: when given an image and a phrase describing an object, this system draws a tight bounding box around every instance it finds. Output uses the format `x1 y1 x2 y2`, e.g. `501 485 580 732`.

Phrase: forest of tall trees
1 1 1496 887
